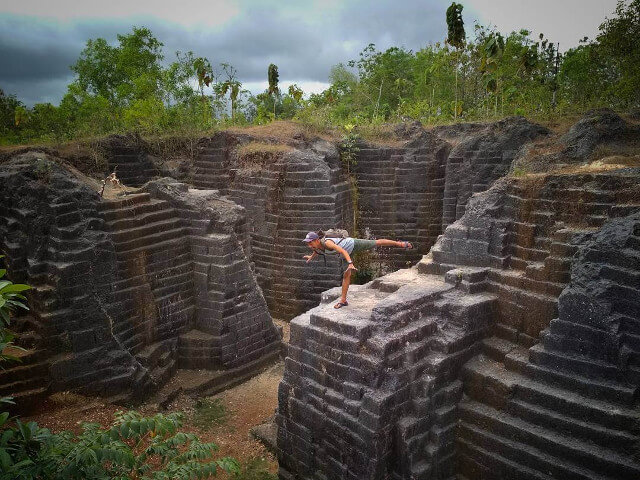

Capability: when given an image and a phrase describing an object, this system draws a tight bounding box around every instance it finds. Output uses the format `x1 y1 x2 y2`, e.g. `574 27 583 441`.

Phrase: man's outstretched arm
303 251 319 263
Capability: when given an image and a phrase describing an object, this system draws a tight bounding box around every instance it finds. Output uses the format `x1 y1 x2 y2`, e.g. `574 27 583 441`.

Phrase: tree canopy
0 0 638 145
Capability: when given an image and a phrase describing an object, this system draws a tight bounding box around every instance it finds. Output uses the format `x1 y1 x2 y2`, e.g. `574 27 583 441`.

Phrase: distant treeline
1 0 638 144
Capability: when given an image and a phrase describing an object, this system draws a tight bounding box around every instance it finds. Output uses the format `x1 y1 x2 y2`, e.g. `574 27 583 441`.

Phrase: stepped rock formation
101 134 160 187
0 154 280 411
352 129 450 271
438 117 549 228
186 117 545 319
190 135 353 318
277 113 640 480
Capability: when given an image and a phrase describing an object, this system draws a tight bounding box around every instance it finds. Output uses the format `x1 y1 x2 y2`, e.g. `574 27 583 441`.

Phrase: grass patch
235 141 293 171
511 166 529 177
190 398 229 430
227 120 325 143
237 141 292 157
590 142 640 162
47 391 89 406
233 457 277 480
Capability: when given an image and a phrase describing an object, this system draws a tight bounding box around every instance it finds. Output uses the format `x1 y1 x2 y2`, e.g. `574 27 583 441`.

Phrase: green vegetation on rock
1 1 638 144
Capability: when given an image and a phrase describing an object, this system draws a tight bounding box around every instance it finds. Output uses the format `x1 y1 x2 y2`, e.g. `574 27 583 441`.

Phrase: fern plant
0 256 30 371
0 410 240 479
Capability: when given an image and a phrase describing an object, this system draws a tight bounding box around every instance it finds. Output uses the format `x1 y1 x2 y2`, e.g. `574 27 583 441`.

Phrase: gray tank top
320 237 355 254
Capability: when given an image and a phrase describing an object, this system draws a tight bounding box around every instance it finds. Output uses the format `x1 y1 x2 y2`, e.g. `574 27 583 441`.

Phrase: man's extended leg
375 239 413 248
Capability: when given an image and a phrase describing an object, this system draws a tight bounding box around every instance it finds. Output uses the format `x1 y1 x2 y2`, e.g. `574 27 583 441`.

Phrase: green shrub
190 398 228 430
0 410 239 480
233 457 277 480
0 257 30 366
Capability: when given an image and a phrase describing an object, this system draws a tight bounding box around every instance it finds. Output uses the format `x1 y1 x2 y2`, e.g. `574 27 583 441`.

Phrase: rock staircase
98 192 192 380
140 179 282 372
277 267 497 480
190 137 231 191
106 142 158 187
459 353 640 480
279 169 640 480
422 173 640 479
0 159 153 407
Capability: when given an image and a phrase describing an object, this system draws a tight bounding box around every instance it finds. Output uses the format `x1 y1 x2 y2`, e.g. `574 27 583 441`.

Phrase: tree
267 63 279 118
595 0 640 106
348 44 414 119
288 84 304 102
216 63 242 120
0 90 22 140
480 31 504 115
70 27 164 105
193 56 214 123
446 2 465 119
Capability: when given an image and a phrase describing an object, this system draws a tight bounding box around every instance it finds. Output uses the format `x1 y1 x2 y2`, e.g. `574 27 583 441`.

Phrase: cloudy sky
0 0 619 106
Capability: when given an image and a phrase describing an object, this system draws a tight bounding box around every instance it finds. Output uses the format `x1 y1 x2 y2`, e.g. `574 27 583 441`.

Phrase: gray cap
303 232 319 242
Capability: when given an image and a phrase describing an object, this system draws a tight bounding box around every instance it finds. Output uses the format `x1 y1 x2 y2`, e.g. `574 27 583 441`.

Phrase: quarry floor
25 318 291 478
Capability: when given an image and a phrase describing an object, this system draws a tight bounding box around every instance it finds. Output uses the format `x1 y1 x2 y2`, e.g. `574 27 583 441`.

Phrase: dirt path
26 319 291 477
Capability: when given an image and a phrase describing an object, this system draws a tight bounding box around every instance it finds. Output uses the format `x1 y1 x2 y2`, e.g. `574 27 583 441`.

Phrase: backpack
320 228 349 239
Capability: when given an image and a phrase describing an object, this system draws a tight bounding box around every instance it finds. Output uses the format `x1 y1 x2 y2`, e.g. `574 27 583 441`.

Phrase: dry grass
235 141 292 172
590 141 640 161
561 155 640 174
356 123 407 147
237 141 292 157
48 391 89 407
536 114 584 135
227 120 335 143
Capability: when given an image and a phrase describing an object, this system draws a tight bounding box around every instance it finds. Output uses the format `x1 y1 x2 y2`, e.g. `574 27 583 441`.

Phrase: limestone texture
0 154 280 411
277 112 640 480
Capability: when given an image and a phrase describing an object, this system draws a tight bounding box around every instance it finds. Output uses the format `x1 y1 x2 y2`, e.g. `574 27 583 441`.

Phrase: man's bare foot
334 300 348 309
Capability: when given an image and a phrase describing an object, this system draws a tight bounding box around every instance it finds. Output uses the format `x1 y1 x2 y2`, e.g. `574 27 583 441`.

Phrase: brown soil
274 318 290 343
25 361 285 476
227 120 335 143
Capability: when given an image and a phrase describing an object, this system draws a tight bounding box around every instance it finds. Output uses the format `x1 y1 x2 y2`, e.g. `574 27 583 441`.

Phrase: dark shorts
352 238 377 254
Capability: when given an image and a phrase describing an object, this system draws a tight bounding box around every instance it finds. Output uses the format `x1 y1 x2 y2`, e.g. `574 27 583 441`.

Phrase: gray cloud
0 0 452 105
0 0 612 106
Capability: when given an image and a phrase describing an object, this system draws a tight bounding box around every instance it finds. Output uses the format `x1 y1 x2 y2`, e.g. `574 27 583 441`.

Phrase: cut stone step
460 400 640 479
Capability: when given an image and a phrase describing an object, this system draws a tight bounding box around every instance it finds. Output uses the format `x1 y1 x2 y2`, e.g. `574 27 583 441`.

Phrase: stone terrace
0 157 280 409
277 169 640 480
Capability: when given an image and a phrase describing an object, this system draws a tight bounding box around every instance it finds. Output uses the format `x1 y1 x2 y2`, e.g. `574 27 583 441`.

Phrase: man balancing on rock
302 230 413 309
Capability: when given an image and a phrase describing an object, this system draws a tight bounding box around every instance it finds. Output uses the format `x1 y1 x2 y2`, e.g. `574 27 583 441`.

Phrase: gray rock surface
0 156 280 409
562 108 628 159
278 164 640 479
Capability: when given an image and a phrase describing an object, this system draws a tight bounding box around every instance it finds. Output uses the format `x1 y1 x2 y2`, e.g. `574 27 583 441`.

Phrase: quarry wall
3 111 639 480
0 156 280 411
0 116 558 407
185 117 546 320
276 111 640 480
